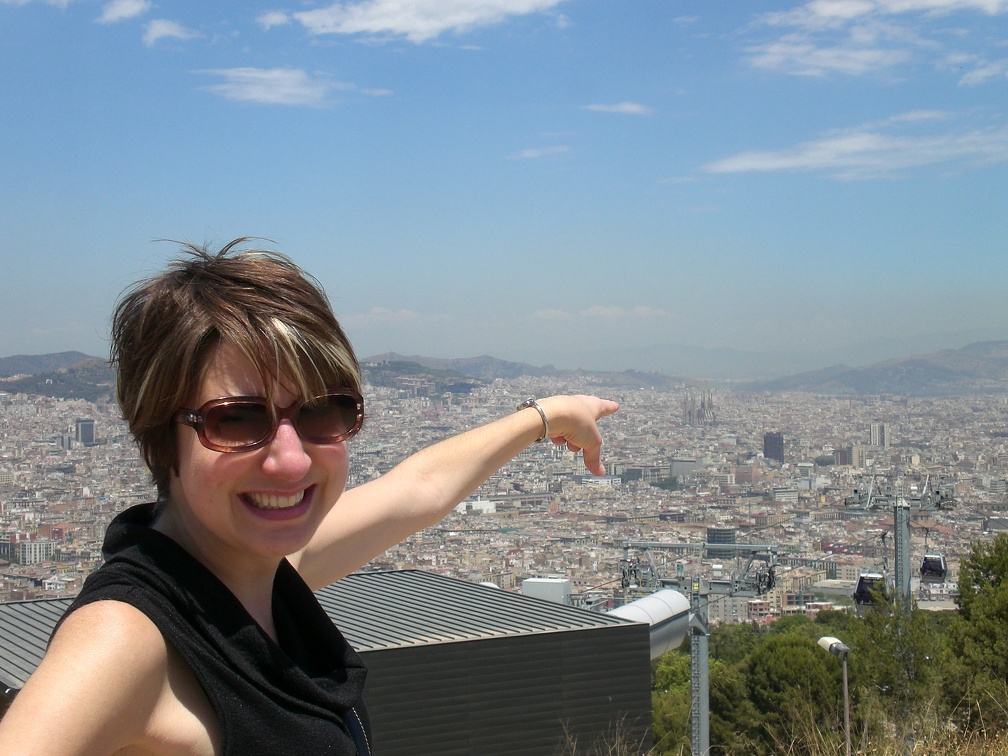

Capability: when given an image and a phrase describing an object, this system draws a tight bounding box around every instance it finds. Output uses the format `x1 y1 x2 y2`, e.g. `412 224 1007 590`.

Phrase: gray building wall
361 622 652 755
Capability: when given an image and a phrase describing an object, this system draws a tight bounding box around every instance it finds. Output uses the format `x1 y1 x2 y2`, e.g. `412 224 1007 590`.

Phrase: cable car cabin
919 553 948 584
853 572 887 606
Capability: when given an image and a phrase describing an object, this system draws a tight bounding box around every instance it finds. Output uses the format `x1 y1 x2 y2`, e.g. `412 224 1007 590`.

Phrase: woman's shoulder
55 598 170 669
0 600 178 753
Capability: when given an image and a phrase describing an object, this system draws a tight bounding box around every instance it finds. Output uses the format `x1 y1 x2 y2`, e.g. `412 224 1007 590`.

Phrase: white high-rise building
869 422 888 448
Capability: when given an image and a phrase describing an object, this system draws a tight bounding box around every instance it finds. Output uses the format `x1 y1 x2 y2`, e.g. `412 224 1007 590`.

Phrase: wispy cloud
291 0 566 44
96 0 150 24
257 11 291 31
197 68 346 106
959 56 1008 84
508 145 570 160
748 0 1008 78
762 1 1008 31
703 113 1008 179
747 33 914 76
143 19 200 47
582 102 653 116
1 0 70 6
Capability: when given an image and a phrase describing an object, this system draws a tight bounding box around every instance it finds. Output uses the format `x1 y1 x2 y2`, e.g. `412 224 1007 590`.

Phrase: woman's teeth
247 491 305 509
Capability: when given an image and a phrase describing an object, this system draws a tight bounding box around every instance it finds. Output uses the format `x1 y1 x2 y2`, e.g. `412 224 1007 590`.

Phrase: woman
0 240 618 754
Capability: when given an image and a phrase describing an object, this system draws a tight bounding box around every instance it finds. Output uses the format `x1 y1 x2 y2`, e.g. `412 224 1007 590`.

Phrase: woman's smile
239 486 317 521
244 489 307 510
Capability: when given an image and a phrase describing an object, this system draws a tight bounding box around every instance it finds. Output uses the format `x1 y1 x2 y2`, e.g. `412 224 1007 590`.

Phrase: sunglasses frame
176 389 364 453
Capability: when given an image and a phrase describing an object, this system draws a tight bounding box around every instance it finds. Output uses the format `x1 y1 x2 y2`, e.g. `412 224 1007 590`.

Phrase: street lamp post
818 636 851 756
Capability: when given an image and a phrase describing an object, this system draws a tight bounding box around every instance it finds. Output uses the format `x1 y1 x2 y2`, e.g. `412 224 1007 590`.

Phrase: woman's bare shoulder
0 600 174 754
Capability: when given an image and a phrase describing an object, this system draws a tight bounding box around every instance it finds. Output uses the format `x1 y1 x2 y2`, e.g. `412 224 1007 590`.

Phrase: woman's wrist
515 398 550 442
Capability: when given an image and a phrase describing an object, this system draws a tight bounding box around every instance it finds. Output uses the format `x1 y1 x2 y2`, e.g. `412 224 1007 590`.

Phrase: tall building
706 527 737 559
75 418 95 446
869 422 888 448
851 444 865 467
763 431 784 465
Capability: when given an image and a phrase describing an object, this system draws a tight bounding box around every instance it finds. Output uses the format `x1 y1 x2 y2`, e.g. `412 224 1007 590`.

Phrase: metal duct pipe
607 589 691 660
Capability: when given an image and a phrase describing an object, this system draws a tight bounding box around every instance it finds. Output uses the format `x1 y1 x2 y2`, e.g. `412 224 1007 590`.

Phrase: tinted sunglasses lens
297 394 360 442
204 402 272 449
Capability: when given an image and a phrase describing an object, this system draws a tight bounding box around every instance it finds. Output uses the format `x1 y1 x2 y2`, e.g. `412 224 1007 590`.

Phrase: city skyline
3 1 1007 375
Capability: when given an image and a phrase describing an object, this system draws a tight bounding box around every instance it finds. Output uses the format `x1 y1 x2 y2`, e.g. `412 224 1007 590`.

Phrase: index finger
582 444 606 476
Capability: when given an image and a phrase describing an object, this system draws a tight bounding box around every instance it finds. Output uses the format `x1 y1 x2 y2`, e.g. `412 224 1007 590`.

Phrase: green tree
945 534 1008 731
745 633 844 754
813 608 858 639
651 649 763 755
765 613 816 638
651 649 690 693
709 621 763 666
651 650 691 755
650 687 691 755
708 659 762 754
838 600 949 747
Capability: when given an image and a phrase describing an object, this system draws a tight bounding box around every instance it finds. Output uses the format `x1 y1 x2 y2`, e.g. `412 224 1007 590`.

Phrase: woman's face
164 341 350 571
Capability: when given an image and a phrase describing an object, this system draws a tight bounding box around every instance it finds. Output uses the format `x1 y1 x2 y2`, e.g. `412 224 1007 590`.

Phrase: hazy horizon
3 330 1006 382
3 1 1006 375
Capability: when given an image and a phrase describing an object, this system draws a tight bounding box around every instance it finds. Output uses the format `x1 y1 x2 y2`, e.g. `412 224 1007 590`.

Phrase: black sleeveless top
59 503 371 755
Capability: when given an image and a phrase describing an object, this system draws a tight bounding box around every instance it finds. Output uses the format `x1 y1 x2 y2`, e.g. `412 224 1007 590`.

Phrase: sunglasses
176 389 364 453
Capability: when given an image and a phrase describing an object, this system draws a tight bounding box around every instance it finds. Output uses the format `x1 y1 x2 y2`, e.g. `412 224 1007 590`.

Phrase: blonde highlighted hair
111 238 360 501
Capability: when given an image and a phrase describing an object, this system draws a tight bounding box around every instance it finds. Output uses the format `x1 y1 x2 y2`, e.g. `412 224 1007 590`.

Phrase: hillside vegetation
649 535 1008 755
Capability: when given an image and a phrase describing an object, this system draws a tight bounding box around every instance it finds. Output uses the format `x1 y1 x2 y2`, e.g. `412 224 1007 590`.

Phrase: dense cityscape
4 369 1007 625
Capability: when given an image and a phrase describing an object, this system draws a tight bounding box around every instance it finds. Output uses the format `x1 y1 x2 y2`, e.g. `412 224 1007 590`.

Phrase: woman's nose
262 419 312 478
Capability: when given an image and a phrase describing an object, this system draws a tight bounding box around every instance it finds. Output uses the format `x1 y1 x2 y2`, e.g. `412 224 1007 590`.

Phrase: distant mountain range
3 342 1008 399
0 352 116 403
362 353 687 390
735 341 1008 396
366 344 1008 396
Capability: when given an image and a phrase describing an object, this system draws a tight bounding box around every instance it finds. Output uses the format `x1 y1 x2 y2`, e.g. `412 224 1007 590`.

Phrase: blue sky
2 0 1007 377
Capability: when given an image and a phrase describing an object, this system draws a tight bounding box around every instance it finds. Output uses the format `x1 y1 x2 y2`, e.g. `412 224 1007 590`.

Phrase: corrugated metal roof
0 570 630 693
319 570 628 652
0 597 72 692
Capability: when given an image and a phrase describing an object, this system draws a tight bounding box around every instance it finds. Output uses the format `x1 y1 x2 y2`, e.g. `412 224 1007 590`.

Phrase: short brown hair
111 238 360 501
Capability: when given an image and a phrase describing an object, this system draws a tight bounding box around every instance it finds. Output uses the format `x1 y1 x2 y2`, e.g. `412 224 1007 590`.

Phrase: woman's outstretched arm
294 394 618 590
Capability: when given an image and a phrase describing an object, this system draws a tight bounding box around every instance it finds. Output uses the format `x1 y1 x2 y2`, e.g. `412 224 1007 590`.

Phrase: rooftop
0 569 631 693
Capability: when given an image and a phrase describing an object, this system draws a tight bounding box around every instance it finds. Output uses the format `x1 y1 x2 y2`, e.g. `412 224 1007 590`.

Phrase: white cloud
508 145 570 160
747 34 913 76
582 102 653 116
198 68 339 106
703 115 1008 179
292 0 566 44
763 0 1008 30
873 109 952 125
959 56 1008 84
1 0 70 6
143 19 199 47
97 0 150 24
257 11 291 31
750 0 1008 77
